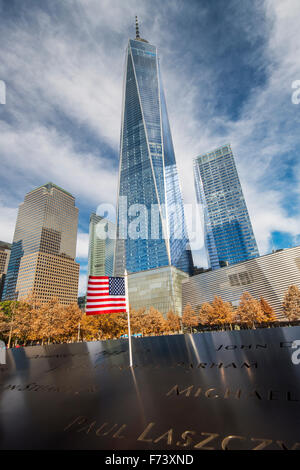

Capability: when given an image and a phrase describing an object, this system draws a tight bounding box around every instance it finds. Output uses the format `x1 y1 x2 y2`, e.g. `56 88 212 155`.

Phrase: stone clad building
2 183 79 305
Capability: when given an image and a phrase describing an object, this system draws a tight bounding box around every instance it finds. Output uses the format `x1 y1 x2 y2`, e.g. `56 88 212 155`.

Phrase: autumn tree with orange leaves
237 292 267 328
127 307 145 335
260 297 277 322
198 303 212 326
59 303 82 342
35 298 65 344
166 311 181 334
282 285 300 321
0 300 19 347
0 305 12 342
81 314 103 341
206 296 235 326
182 304 199 333
81 312 126 340
13 298 37 344
141 307 167 336
100 313 127 339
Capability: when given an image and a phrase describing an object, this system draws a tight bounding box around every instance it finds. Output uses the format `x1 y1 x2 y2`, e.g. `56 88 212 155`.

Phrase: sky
0 0 300 295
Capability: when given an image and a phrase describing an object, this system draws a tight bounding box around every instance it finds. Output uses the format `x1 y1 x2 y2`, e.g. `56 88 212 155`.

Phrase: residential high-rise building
0 241 11 300
114 18 193 276
194 144 259 269
88 213 115 277
2 183 80 304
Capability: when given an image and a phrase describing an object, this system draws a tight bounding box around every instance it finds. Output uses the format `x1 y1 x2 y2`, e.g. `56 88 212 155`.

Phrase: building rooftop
127 264 189 277
0 241 12 250
184 246 299 282
194 144 232 163
29 182 74 198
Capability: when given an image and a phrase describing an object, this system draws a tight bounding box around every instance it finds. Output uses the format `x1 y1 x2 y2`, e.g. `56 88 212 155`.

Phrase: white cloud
76 232 89 259
78 271 88 297
0 122 118 206
0 203 17 243
243 186 300 254
1 0 300 273
163 0 300 259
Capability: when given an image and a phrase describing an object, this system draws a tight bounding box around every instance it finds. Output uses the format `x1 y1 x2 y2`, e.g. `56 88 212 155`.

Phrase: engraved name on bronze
165 385 300 402
42 361 259 374
0 382 99 394
215 344 267 351
64 416 300 450
215 341 299 351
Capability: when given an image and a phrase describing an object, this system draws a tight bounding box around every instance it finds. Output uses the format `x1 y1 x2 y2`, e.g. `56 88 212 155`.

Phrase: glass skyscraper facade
115 25 193 276
194 144 259 270
2 183 79 304
88 213 115 277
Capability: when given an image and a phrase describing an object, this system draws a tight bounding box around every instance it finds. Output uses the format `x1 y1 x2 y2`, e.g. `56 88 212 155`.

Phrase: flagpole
125 269 133 367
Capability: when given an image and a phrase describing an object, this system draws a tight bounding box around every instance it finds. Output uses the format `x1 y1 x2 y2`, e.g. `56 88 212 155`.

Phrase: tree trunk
7 321 13 348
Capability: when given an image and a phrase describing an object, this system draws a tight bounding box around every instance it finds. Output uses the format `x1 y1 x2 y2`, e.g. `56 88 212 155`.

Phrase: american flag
86 276 127 315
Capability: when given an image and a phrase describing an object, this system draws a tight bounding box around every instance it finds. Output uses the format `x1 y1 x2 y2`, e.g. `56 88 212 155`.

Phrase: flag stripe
88 282 109 285
86 309 126 315
87 290 109 294
86 306 126 311
86 302 126 307
87 282 109 286
88 287 109 294
86 294 124 299
89 276 109 279
87 284 108 288
87 299 126 303
87 287 109 290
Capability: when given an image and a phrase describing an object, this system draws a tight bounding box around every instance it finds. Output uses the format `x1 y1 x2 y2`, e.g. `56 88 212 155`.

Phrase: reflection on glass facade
194 144 259 270
88 213 115 277
2 183 79 304
115 29 193 276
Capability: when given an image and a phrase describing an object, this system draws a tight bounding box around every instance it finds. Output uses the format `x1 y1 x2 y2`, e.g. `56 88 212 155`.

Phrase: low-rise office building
128 266 188 317
182 246 300 320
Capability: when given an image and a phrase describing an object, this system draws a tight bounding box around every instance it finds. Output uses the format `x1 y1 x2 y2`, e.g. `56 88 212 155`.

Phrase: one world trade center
114 18 193 278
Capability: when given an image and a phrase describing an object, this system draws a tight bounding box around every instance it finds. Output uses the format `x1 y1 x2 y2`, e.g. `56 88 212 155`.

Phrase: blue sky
0 0 300 295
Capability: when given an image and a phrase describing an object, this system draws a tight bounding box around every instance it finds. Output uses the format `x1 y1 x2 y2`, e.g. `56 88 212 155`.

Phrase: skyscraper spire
135 16 140 39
